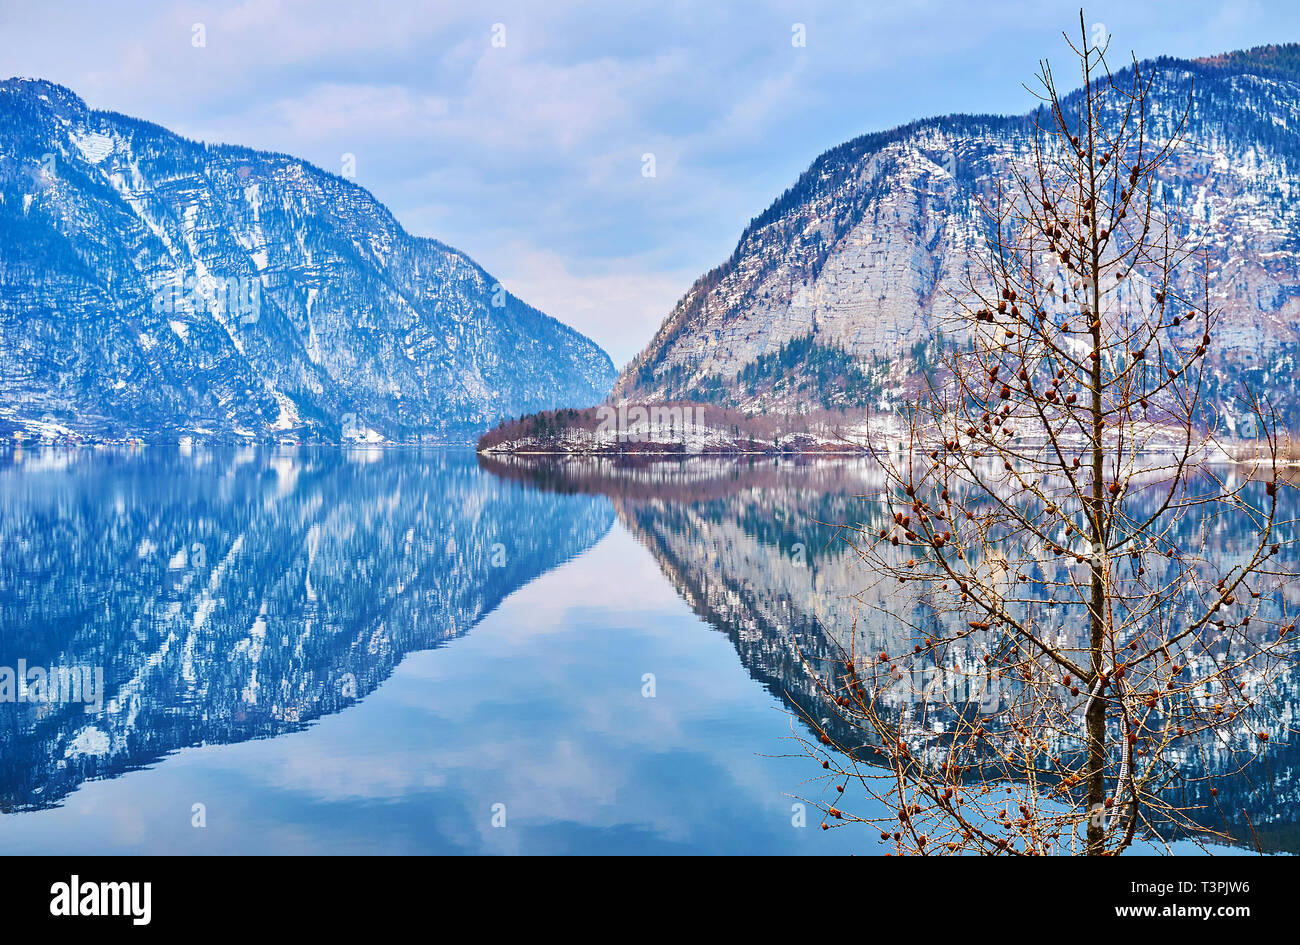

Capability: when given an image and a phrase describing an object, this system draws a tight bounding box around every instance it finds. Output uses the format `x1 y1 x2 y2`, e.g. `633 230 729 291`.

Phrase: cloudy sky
1 0 1295 365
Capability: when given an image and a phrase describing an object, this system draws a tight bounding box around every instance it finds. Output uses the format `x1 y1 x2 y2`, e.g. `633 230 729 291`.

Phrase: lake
0 446 1291 854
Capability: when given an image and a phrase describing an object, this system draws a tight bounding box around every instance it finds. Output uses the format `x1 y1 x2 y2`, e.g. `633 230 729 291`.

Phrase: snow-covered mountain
615 45 1300 427
0 79 615 444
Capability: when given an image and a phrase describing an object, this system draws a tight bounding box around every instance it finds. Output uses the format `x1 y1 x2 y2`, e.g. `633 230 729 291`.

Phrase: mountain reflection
480 453 1300 853
4 446 1296 853
0 447 613 811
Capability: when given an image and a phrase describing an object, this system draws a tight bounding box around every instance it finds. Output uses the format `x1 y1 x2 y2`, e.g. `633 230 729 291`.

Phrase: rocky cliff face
0 79 615 444
615 46 1300 425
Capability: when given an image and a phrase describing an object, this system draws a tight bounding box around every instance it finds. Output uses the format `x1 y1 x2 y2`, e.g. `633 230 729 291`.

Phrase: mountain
0 79 615 445
614 45 1300 428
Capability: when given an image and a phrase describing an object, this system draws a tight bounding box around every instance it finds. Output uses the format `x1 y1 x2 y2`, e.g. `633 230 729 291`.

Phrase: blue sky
2 0 1296 365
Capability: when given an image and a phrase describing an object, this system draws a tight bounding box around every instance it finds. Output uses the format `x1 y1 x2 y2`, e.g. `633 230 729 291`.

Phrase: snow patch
65 726 110 758
70 129 114 164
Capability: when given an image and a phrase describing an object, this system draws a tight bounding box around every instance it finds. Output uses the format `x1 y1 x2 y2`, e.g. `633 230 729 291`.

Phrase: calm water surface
0 447 1290 853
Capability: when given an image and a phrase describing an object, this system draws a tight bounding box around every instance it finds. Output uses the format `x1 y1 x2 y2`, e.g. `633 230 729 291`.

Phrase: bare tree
800 14 1297 855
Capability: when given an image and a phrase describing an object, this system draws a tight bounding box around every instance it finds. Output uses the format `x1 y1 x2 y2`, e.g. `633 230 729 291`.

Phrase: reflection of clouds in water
0 515 865 854
314 527 819 846
457 523 693 648
216 735 452 802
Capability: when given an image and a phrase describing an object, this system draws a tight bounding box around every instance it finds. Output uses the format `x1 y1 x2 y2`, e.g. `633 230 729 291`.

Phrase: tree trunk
1083 17 1107 855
